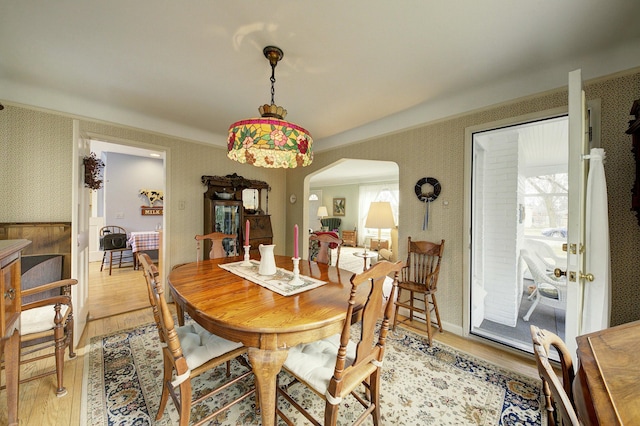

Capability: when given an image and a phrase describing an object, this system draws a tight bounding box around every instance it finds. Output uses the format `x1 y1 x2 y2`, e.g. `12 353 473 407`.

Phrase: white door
563 69 593 357
71 120 90 347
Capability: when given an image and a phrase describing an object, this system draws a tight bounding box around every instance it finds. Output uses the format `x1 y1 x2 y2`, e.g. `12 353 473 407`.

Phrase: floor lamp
365 201 395 251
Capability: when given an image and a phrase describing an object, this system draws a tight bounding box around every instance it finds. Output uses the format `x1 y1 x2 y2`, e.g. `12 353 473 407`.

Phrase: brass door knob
580 272 595 282
554 268 566 278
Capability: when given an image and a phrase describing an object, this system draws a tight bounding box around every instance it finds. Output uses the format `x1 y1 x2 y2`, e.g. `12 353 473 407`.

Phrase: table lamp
365 201 395 251
317 206 328 231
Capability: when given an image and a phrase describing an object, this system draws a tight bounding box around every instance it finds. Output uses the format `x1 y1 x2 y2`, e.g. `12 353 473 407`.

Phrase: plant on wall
83 152 105 190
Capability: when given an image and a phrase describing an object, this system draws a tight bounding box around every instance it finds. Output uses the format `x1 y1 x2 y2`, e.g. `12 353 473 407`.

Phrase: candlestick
294 224 299 259
290 257 303 285
245 219 250 247
241 245 252 266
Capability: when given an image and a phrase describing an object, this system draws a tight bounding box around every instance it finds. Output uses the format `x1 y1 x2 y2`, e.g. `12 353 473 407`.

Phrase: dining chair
195 232 238 261
277 260 404 426
99 225 133 275
308 232 343 266
530 325 580 426
392 238 445 346
172 232 239 326
2 269 77 397
139 253 255 426
521 249 567 322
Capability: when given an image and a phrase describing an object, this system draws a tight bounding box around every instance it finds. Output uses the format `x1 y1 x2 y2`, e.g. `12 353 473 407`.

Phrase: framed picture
333 198 346 216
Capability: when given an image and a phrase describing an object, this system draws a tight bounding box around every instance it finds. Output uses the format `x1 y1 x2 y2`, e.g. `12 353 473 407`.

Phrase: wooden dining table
167 255 367 426
573 319 640 425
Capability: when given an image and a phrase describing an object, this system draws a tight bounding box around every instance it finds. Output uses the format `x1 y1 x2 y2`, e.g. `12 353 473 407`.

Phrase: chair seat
174 323 243 375
21 305 70 335
398 279 433 293
283 334 356 395
538 282 559 299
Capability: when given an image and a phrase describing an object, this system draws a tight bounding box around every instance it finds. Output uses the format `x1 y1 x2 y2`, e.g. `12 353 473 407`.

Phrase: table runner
219 260 327 296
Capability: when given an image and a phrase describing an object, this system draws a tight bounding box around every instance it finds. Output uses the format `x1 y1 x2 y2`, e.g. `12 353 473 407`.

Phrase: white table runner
219 260 327 296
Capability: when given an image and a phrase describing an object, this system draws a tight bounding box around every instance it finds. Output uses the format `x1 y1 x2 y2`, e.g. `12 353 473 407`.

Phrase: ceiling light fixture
227 46 313 168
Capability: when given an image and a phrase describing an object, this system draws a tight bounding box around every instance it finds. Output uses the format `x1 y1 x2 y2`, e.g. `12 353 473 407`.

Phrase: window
358 183 399 244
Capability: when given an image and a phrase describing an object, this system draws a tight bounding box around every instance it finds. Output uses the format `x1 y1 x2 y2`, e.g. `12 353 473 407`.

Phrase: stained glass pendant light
227 46 313 168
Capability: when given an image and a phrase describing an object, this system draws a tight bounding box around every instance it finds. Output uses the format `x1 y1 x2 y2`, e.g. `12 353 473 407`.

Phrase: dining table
573 319 640 425
167 255 367 426
128 231 159 270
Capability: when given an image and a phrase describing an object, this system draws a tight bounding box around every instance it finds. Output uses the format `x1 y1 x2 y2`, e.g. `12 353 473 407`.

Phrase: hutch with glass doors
202 174 272 258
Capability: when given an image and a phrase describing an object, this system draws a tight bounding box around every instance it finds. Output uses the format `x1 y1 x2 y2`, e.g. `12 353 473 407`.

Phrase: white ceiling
2 1 640 156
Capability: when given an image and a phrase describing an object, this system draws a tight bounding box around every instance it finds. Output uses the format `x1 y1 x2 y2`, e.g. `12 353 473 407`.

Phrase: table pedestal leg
248 347 288 426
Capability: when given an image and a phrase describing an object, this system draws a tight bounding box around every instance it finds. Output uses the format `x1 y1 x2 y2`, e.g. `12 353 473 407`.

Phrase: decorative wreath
414 177 441 202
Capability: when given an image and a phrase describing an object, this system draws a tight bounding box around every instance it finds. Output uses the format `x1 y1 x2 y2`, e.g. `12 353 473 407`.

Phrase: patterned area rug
82 322 544 425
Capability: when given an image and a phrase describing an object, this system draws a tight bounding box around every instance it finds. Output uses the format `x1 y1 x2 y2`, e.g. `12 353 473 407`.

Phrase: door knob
554 268 566 278
580 272 595 282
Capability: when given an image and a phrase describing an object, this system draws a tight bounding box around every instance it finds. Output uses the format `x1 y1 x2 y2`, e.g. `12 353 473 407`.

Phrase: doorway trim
85 131 171 289
462 106 568 345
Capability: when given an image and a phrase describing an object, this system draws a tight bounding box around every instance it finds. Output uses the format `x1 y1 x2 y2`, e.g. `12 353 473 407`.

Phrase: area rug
82 322 545 425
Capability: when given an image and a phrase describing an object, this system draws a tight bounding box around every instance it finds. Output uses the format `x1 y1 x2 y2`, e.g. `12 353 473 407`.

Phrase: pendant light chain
270 62 277 105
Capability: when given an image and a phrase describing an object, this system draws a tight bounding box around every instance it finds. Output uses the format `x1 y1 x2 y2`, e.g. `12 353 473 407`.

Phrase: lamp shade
317 206 328 218
365 202 395 229
227 118 313 168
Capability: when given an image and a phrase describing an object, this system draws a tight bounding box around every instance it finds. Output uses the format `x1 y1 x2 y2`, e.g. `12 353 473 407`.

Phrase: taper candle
245 219 250 246
294 224 299 258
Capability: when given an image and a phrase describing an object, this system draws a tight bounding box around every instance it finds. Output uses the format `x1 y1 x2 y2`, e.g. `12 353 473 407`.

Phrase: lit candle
294 224 299 258
245 219 250 246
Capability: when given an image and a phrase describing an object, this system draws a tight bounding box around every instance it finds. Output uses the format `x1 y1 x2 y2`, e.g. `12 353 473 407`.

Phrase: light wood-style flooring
1 261 538 425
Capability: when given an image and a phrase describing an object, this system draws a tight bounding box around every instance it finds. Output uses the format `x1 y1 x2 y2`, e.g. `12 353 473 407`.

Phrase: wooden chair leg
324 401 340 426
409 290 415 322
156 353 172 420
424 292 433 345
68 312 76 358
392 288 402 331
53 305 67 397
100 252 107 272
178 381 192 426
430 293 443 333
370 370 382 426
109 252 113 275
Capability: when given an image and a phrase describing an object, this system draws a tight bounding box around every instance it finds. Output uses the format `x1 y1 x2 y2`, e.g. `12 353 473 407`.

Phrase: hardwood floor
0 262 539 425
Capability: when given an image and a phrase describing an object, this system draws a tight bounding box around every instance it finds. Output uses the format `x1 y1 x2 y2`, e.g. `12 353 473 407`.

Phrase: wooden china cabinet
627 99 640 226
202 174 272 258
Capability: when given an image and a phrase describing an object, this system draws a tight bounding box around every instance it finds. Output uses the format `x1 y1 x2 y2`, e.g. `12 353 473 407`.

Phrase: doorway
468 114 569 353
88 139 167 319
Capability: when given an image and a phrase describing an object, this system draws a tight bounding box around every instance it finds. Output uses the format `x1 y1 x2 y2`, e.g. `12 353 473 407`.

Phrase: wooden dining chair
99 225 133 275
172 232 239 326
139 253 255 426
392 238 445 346
308 232 343 266
277 260 404 426
195 232 238 261
3 274 77 397
530 325 580 426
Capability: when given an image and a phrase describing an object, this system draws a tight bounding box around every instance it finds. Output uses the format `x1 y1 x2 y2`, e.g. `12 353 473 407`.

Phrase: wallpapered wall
0 107 73 221
0 109 287 272
2 68 639 328
287 69 640 328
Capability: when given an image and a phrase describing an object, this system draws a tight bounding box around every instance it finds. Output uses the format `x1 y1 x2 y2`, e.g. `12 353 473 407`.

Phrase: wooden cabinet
342 230 357 247
203 199 243 259
246 215 273 256
627 99 640 226
0 238 31 425
202 174 272 259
